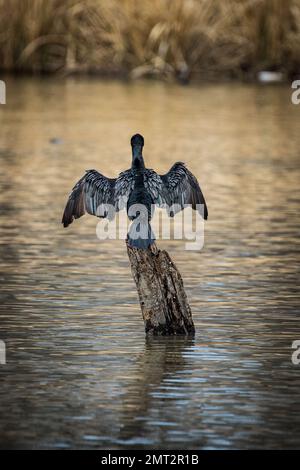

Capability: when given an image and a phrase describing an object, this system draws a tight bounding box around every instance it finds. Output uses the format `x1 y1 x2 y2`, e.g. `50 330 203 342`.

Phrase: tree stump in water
126 242 195 335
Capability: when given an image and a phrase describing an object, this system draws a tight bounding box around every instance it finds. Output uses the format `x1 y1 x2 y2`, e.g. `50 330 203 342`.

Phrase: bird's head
131 133 144 147
131 134 144 164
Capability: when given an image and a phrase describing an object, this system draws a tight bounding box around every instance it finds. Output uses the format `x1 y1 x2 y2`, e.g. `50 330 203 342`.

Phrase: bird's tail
127 221 155 250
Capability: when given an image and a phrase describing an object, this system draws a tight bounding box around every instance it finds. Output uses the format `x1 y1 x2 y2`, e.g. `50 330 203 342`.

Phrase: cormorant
62 134 208 249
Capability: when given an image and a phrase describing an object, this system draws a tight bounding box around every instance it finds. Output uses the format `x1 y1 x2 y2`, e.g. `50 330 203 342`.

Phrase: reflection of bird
62 134 208 249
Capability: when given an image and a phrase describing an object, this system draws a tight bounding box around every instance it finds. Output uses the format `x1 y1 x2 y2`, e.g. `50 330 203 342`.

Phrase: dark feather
144 162 208 219
161 162 208 219
62 162 207 229
62 170 116 227
114 169 136 211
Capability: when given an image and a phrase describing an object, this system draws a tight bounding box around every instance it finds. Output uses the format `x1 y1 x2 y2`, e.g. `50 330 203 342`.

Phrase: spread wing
145 163 208 219
62 163 207 228
62 169 136 227
62 170 116 227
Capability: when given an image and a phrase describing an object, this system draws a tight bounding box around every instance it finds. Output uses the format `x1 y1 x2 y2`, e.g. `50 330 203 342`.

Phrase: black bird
62 134 208 249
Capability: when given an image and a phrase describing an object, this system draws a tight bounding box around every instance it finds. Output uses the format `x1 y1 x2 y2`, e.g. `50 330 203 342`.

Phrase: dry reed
0 0 299 80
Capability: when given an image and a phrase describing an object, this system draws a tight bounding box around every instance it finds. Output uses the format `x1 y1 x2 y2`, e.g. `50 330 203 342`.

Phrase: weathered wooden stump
127 242 195 335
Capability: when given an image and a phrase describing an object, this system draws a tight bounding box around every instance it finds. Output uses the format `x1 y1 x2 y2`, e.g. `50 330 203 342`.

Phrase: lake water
0 77 299 449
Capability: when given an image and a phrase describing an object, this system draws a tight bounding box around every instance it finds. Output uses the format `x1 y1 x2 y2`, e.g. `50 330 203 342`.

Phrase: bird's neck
131 155 145 188
131 155 145 171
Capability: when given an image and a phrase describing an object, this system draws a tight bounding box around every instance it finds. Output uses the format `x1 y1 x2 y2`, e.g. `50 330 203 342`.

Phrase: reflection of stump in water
118 336 195 442
127 242 195 335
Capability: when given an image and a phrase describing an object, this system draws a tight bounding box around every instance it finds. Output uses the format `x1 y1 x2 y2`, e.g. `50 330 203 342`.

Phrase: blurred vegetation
0 0 299 81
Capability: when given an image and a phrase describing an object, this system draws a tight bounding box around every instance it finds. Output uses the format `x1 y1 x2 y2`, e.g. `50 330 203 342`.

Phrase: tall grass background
0 0 299 80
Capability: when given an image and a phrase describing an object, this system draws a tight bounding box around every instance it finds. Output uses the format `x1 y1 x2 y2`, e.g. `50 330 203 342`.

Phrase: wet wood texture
127 242 195 335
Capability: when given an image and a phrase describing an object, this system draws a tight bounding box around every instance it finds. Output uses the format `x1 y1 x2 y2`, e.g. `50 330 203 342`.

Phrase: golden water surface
0 77 299 449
